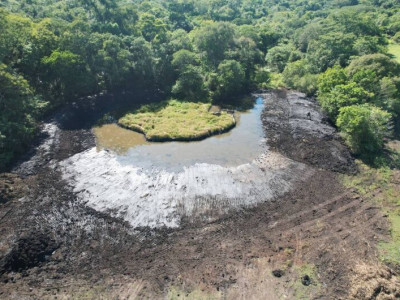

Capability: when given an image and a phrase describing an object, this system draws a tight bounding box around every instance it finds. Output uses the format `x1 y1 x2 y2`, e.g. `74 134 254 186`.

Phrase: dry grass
349 263 400 300
118 100 235 141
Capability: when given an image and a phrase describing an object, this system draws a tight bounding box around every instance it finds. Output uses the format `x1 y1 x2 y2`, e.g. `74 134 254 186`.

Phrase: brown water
93 97 266 171
93 124 149 154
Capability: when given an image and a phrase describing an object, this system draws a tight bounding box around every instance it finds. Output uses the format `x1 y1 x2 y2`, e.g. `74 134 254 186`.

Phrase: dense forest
1 0 400 170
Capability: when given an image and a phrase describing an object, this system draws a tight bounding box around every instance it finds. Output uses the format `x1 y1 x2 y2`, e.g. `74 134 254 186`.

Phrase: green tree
172 66 207 101
318 66 348 94
347 54 400 78
337 104 392 154
228 36 262 81
307 32 356 71
41 50 92 103
171 50 200 74
283 59 318 95
318 82 374 120
0 64 46 170
213 59 245 102
265 43 295 73
138 13 168 42
192 22 236 67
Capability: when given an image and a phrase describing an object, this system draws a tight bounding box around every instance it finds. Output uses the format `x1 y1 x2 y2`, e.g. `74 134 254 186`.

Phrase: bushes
317 57 400 154
317 66 348 94
337 104 392 154
0 64 47 170
282 59 318 95
318 82 373 119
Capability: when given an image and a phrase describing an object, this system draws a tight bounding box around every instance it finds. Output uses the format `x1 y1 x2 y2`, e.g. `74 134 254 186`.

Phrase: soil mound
0 232 58 273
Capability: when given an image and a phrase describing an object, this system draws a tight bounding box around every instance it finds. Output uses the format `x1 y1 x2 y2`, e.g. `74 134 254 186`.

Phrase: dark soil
0 90 395 299
261 89 356 173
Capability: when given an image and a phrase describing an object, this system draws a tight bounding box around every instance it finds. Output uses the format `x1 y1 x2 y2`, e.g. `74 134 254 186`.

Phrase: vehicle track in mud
0 90 396 299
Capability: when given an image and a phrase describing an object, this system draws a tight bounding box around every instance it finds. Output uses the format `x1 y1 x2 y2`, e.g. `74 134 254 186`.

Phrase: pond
60 93 309 228
93 97 266 171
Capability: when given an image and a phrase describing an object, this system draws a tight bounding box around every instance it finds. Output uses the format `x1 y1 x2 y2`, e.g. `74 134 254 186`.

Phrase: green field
389 42 400 63
118 100 235 141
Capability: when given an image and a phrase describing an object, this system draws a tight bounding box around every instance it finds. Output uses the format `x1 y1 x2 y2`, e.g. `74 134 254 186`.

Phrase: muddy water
93 124 148 154
93 98 265 171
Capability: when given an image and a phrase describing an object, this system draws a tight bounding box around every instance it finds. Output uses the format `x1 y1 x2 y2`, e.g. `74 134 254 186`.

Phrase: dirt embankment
0 90 397 299
261 90 356 173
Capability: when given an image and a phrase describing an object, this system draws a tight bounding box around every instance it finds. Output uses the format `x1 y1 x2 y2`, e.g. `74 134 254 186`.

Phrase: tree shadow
358 144 400 169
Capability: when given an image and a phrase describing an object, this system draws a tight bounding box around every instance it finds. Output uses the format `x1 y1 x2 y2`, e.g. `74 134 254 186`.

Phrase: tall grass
118 99 236 141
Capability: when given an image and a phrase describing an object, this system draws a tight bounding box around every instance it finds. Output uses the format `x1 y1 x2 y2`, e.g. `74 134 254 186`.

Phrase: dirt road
0 90 397 299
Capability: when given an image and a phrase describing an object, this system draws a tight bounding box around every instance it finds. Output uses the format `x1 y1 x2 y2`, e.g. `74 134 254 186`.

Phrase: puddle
93 98 266 171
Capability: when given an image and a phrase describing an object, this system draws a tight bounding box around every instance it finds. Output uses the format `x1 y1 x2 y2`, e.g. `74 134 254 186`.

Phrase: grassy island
118 100 236 141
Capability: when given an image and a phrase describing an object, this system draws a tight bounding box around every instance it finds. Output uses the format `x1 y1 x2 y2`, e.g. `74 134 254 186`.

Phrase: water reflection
93 97 266 170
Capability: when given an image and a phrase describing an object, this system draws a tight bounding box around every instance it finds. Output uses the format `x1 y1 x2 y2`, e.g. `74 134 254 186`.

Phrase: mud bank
1 90 394 299
60 149 312 228
261 90 355 173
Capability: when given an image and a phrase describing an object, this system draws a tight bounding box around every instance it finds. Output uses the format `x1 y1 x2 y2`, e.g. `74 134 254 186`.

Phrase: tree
337 104 392 154
127 37 155 86
213 59 245 102
306 32 356 71
347 54 400 78
0 12 33 66
265 43 298 73
283 59 318 95
379 76 400 114
318 82 374 120
318 66 348 94
394 32 400 43
41 50 92 103
171 50 200 74
192 22 236 67
252 67 271 89
0 64 46 170
172 66 207 101
138 13 167 42
228 36 262 81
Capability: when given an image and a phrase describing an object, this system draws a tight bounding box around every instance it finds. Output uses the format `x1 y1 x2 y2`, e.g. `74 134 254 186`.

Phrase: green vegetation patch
118 100 235 141
290 264 322 300
389 43 400 64
379 213 400 265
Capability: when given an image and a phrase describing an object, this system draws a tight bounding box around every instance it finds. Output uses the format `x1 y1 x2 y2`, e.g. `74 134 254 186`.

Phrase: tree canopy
1 0 400 168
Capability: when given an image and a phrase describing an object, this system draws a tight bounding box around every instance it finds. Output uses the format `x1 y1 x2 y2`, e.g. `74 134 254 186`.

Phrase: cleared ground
118 100 235 141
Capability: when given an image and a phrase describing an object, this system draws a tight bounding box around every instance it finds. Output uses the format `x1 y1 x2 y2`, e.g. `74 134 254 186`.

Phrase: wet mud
261 90 356 173
0 90 395 299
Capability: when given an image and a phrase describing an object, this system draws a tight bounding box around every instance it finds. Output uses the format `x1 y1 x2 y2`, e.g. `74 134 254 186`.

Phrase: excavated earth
0 90 397 299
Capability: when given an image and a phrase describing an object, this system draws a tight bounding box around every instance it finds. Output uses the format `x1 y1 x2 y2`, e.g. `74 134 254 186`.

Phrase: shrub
393 32 400 44
318 82 374 120
337 104 392 154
